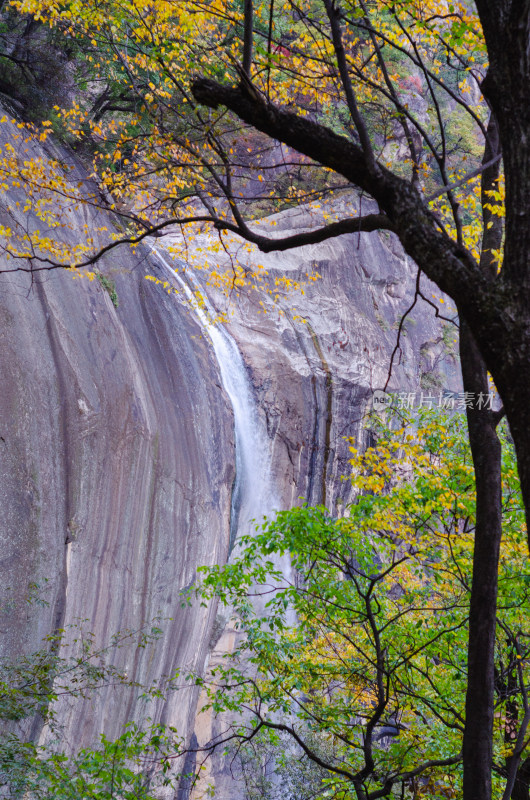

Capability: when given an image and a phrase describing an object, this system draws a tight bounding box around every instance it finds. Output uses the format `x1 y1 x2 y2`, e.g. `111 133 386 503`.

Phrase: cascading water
153 250 278 546
154 249 295 799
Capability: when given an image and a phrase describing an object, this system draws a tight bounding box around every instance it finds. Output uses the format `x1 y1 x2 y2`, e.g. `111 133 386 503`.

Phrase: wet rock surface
165 197 461 516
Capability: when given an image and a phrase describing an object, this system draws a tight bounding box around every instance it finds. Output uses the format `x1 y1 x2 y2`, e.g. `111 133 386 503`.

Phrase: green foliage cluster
0 621 181 799
96 271 119 308
0 723 178 800
189 410 528 800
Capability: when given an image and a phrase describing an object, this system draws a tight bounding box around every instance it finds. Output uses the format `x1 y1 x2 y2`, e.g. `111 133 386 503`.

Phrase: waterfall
153 249 296 799
152 250 278 546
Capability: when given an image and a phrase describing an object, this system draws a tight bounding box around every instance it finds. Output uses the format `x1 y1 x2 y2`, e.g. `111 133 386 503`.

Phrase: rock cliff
0 119 460 798
0 119 235 758
163 196 461 516
157 201 461 797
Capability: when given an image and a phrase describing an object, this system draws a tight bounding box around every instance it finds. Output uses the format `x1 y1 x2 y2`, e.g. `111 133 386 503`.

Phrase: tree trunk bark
460 319 503 800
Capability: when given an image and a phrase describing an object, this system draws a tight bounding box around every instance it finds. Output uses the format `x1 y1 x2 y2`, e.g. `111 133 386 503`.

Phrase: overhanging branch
216 213 396 251
191 76 494 333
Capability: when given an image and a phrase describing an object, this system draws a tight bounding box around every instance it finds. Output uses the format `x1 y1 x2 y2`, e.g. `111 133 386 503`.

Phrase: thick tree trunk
460 320 503 800
473 0 530 565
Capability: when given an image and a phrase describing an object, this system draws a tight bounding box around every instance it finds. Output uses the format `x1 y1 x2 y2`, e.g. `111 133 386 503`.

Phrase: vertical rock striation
0 118 235 753
164 197 461 517
0 116 460 800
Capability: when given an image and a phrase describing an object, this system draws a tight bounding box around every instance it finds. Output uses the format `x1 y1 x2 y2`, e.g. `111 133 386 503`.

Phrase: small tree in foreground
190 410 529 800
0 622 183 799
1 411 527 800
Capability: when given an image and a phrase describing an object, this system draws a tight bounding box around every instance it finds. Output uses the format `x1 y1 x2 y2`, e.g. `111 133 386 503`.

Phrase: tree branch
426 154 502 202
242 0 253 75
190 77 490 322
323 0 376 172
216 212 395 251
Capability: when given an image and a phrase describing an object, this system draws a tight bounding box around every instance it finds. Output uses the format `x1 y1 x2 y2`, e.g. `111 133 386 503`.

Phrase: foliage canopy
189 411 529 800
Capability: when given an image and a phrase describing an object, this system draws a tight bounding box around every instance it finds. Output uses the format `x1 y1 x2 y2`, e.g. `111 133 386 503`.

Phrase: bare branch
216 212 395 251
384 269 421 391
426 154 502 202
323 0 376 173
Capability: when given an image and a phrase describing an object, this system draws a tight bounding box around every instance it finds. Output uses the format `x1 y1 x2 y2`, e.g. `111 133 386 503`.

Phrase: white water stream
153 250 278 547
154 250 297 798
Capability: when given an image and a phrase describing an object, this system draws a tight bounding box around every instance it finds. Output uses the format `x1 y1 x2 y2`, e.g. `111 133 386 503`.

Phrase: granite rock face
164 197 461 517
0 121 235 757
0 119 460 799
159 200 461 798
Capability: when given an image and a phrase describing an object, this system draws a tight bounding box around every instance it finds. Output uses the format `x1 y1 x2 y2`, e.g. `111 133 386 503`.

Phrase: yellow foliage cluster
0 0 498 291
